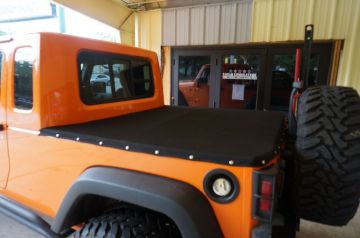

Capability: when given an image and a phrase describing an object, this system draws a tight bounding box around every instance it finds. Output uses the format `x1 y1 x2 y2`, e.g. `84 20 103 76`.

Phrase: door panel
0 51 9 188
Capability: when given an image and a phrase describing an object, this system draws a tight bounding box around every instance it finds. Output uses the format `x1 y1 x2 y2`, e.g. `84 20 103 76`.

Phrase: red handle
294 48 302 82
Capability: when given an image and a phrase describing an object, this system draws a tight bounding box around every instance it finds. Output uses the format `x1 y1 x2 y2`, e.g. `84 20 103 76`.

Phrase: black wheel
295 86 360 226
68 204 182 238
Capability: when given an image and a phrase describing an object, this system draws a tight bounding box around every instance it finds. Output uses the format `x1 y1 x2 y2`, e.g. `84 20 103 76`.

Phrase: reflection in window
178 56 210 82
220 54 259 110
270 54 320 111
178 56 211 107
78 52 153 105
14 48 34 110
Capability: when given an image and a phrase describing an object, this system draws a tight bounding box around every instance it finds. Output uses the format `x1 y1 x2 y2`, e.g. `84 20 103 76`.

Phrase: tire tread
296 86 360 226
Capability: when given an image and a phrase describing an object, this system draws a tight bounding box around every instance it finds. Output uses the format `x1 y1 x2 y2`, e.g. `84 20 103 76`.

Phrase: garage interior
1 0 359 237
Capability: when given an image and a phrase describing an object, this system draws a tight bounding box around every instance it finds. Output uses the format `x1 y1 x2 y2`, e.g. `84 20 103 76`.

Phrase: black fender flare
51 167 223 238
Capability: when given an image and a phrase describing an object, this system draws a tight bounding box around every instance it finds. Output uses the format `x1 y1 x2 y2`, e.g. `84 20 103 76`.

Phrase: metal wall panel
236 1 252 42
252 0 358 41
162 1 252 46
176 8 190 45
220 3 237 44
162 9 176 45
204 5 221 45
136 10 162 57
190 7 205 45
252 0 360 91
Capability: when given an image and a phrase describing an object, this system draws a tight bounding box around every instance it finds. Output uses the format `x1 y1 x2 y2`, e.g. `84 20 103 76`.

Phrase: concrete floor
0 208 359 238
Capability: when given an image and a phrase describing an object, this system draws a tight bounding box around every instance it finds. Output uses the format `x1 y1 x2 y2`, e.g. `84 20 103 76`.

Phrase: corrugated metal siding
190 7 205 45
252 0 358 41
176 8 190 45
205 5 221 45
252 0 360 91
220 3 237 44
237 1 252 42
162 9 176 45
136 10 162 56
162 0 253 46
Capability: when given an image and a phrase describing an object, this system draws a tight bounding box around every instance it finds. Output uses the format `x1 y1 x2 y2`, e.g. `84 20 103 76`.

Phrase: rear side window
14 47 34 110
78 51 154 105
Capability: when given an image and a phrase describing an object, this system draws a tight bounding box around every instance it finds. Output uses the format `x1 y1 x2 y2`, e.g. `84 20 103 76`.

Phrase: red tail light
260 198 271 212
261 180 272 196
259 180 273 212
252 169 277 222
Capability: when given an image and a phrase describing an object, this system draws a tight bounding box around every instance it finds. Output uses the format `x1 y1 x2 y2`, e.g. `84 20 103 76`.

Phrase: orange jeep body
0 33 285 238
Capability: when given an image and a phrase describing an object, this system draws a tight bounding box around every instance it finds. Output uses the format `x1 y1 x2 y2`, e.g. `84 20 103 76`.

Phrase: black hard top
41 106 285 167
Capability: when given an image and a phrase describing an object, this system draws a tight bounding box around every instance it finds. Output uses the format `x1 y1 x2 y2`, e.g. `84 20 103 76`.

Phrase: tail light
259 180 273 212
252 166 277 222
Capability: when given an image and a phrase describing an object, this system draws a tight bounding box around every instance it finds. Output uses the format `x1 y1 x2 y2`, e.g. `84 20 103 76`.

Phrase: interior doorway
171 42 334 112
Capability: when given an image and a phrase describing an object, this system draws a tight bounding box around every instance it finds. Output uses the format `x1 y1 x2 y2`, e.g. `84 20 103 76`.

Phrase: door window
220 54 260 109
178 56 210 107
14 47 34 110
270 54 321 111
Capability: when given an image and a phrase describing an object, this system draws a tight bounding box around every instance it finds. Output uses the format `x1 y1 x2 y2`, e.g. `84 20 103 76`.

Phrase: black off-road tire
68 204 181 238
295 86 360 226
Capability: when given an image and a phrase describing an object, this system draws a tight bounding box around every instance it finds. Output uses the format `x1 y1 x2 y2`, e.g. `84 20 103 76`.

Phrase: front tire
295 86 360 226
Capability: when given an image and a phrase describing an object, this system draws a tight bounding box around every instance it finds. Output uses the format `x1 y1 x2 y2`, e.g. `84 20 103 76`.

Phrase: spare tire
295 86 360 226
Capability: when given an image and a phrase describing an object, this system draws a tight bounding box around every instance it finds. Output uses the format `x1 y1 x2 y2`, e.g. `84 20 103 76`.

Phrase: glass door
173 50 216 108
263 43 332 111
218 53 262 110
173 48 266 109
172 43 332 112
178 56 211 107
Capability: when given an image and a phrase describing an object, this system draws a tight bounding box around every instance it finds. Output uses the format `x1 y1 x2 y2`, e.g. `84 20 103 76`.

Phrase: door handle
0 124 5 131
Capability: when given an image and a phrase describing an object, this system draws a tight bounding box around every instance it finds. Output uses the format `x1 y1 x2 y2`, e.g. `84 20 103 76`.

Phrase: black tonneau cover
41 106 285 167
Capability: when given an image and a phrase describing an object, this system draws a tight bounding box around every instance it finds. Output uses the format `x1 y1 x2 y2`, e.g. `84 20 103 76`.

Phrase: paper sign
232 84 245 100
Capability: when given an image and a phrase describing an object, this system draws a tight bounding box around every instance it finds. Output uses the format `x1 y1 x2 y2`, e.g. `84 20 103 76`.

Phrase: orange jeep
0 32 359 238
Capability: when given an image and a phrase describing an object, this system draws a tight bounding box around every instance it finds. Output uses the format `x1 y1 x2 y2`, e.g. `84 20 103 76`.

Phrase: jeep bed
41 106 285 166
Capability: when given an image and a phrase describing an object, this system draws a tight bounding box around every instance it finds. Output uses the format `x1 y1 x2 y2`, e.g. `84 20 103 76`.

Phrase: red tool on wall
288 24 314 136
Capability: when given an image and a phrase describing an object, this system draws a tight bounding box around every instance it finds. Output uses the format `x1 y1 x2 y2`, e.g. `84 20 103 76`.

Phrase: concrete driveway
0 207 359 238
